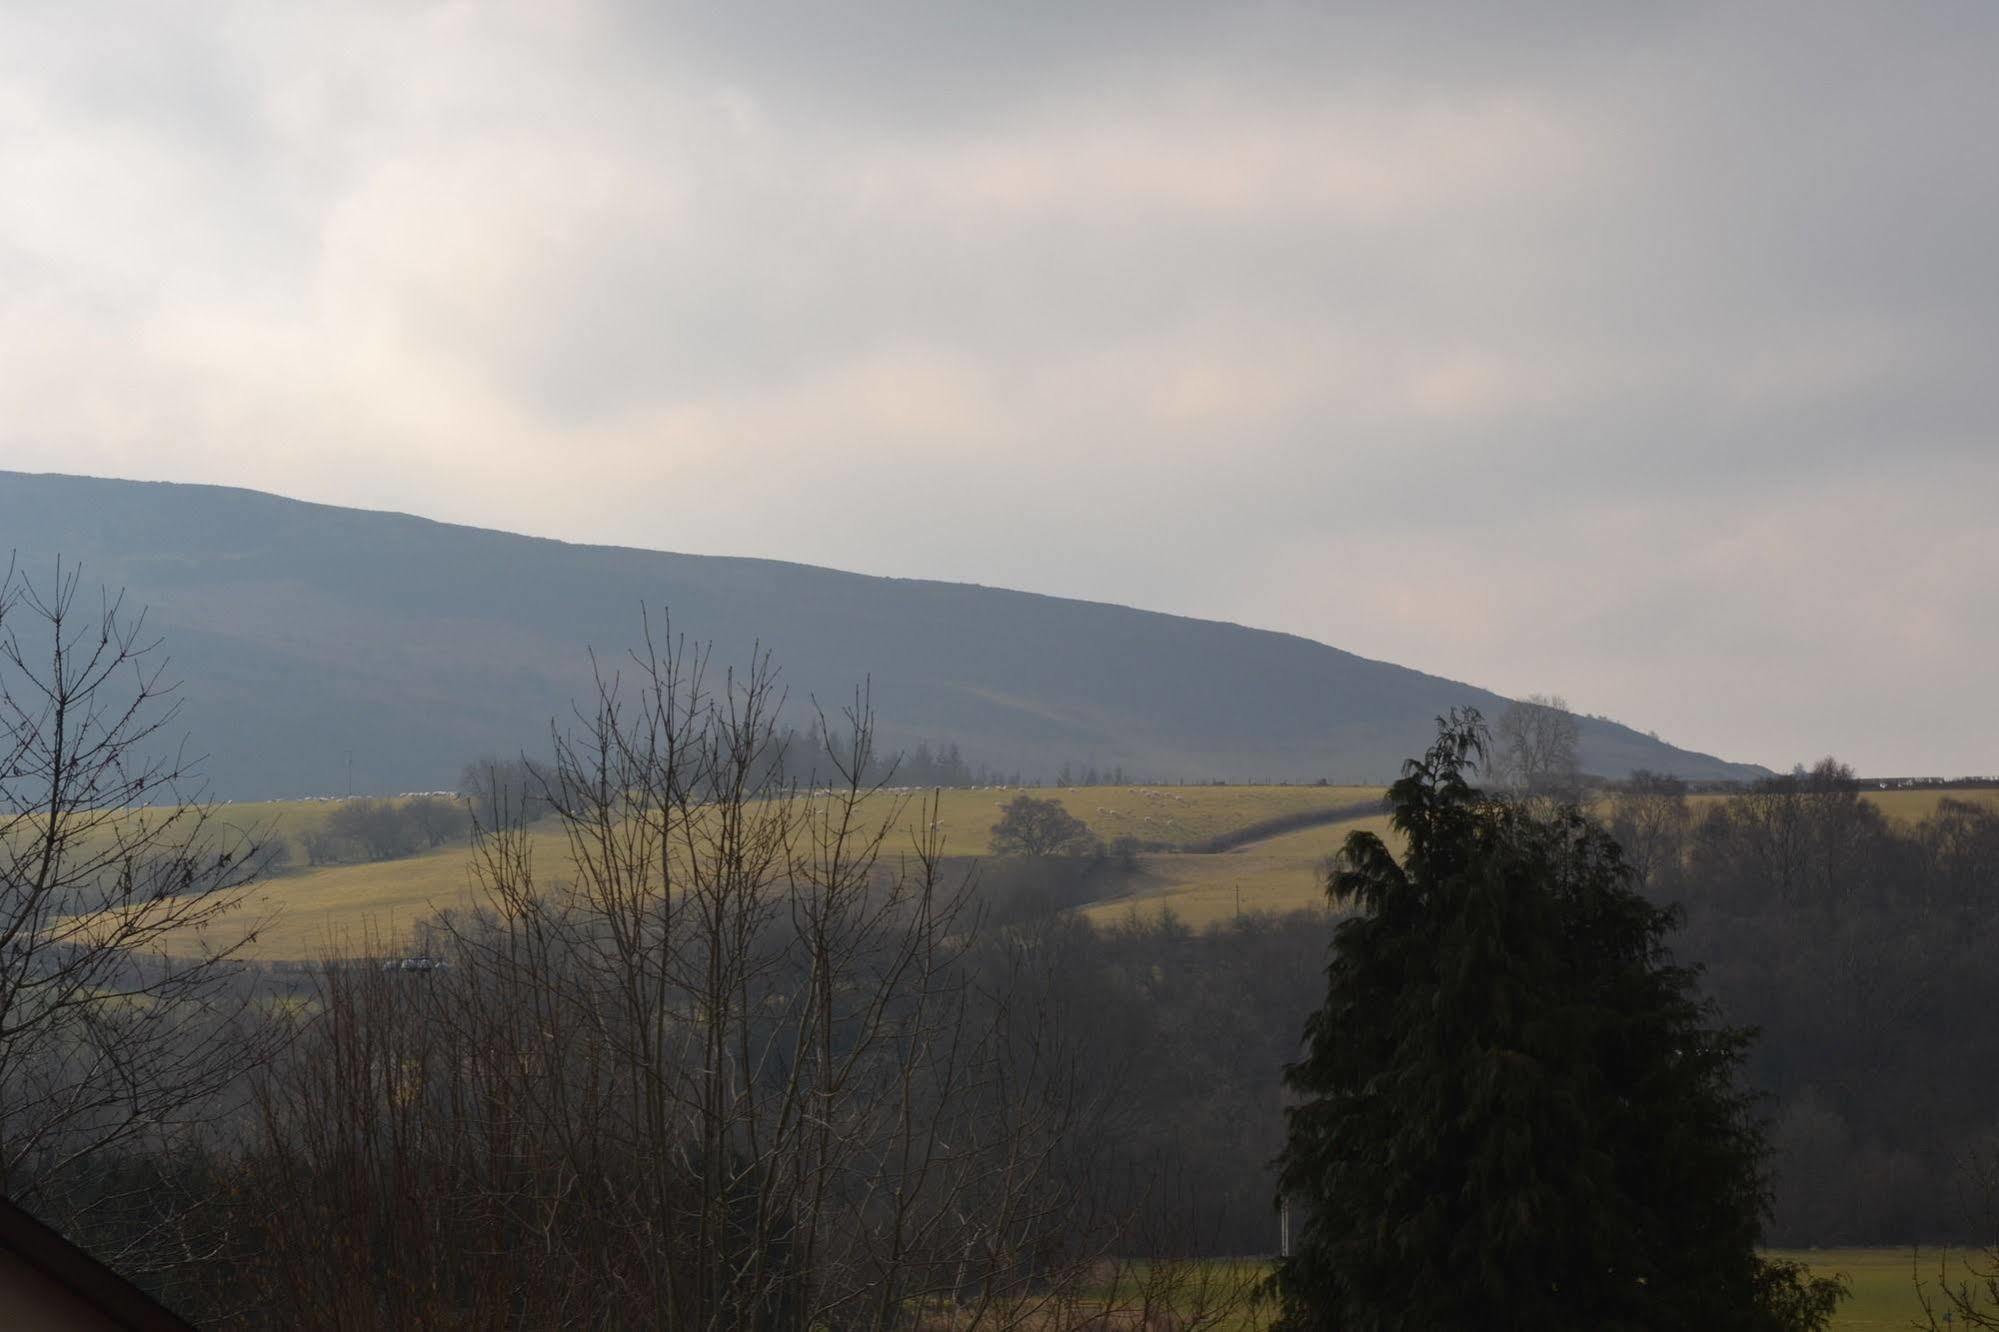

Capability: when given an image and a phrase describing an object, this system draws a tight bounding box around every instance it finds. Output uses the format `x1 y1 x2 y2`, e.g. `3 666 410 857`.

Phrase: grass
127 781 1999 960
1061 1250 1990 1329
1773 1246 1999 1330
153 786 1385 960
204 836 511 960
933 784 1384 856
1858 787 1999 824
1082 813 1397 929
1070 1259 1273 1330
1064 785 1995 933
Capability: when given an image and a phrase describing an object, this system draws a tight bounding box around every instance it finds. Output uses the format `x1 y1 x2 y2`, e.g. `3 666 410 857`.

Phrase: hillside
0 471 1767 798
170 785 1385 958
168 784 1999 959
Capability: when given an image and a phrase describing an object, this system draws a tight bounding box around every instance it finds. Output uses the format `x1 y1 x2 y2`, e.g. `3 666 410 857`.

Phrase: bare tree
1491 692 1583 806
1606 770 1691 893
234 620 1131 1328
1711 759 1887 917
1917 1150 1999 1329
0 558 274 1265
456 753 552 824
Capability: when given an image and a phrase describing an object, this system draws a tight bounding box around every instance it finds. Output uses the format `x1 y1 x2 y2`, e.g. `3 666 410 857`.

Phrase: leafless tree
0 557 275 1266
1491 692 1582 806
1917 1149 1999 1329
1793 758 1881 912
232 620 1161 1329
1606 770 1691 893
1718 759 1885 916
456 753 552 824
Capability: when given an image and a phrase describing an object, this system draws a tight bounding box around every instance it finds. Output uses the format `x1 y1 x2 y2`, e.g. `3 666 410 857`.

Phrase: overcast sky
1 2 1993 776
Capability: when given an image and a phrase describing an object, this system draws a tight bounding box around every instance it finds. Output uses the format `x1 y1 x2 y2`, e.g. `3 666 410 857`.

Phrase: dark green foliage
990 794 1101 857
1273 710 1844 1331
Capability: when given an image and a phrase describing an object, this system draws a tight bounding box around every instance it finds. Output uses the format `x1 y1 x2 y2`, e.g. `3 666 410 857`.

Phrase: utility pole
344 749 354 798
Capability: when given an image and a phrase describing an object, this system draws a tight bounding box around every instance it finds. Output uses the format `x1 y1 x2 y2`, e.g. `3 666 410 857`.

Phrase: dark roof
0 1193 199 1330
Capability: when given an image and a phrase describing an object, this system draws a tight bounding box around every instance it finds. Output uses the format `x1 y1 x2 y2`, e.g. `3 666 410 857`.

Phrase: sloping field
919 784 1383 856
1085 786 1999 932
1081 814 1397 929
161 786 1382 959
208 837 516 960
142 783 1999 959
213 784 1381 866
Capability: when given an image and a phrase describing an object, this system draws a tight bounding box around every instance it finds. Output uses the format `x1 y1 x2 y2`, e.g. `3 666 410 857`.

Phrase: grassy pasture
1774 1247 1997 1330
153 786 1383 959
927 784 1384 856
205 783 1381 866
122 781 1999 960
1063 1248 1983 1328
1057 1251 1977 1328
199 835 517 960
1856 786 1999 823
1073 784 1999 933
1082 813 1397 929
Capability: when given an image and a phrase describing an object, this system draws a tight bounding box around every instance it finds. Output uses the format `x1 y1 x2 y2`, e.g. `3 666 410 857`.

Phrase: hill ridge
0 469 1767 797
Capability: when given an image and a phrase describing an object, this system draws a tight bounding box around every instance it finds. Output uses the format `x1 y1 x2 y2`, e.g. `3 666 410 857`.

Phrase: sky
1 2 1993 777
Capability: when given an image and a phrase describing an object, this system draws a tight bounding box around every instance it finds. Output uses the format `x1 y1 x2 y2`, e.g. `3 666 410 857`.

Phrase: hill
0 470 1767 798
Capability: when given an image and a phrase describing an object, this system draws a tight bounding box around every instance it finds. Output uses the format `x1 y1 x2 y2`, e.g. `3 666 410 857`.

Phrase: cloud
0 1 1993 774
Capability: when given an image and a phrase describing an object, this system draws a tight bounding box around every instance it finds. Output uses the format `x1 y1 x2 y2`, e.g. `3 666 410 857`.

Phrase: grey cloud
623 1 1686 126
0 1 1994 773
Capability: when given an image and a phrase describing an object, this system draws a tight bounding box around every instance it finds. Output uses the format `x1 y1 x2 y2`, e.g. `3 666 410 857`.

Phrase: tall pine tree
1273 711 1843 1331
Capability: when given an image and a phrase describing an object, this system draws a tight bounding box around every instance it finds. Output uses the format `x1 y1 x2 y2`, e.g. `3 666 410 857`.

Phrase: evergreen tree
1273 710 1844 1331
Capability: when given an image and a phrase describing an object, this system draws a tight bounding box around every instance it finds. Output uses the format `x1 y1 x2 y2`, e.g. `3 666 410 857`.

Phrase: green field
1077 786 1999 932
154 782 1999 960
1082 812 1396 928
1775 1246 1999 1331
165 785 1383 958
1072 1250 1992 1329
1854 787 1999 823
864 782 1383 858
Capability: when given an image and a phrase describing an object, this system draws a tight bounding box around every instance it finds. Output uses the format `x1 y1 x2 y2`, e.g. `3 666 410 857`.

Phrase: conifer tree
1273 710 1844 1331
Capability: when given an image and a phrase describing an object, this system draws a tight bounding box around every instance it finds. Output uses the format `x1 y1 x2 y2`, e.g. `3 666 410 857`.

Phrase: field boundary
1185 799 1388 854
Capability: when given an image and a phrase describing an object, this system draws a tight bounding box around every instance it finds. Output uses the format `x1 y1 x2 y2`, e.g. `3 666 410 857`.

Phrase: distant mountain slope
0 471 1767 798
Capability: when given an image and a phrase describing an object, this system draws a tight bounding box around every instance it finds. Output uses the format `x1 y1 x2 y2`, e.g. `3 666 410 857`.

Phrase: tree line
1607 760 1999 1244
297 794 471 865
